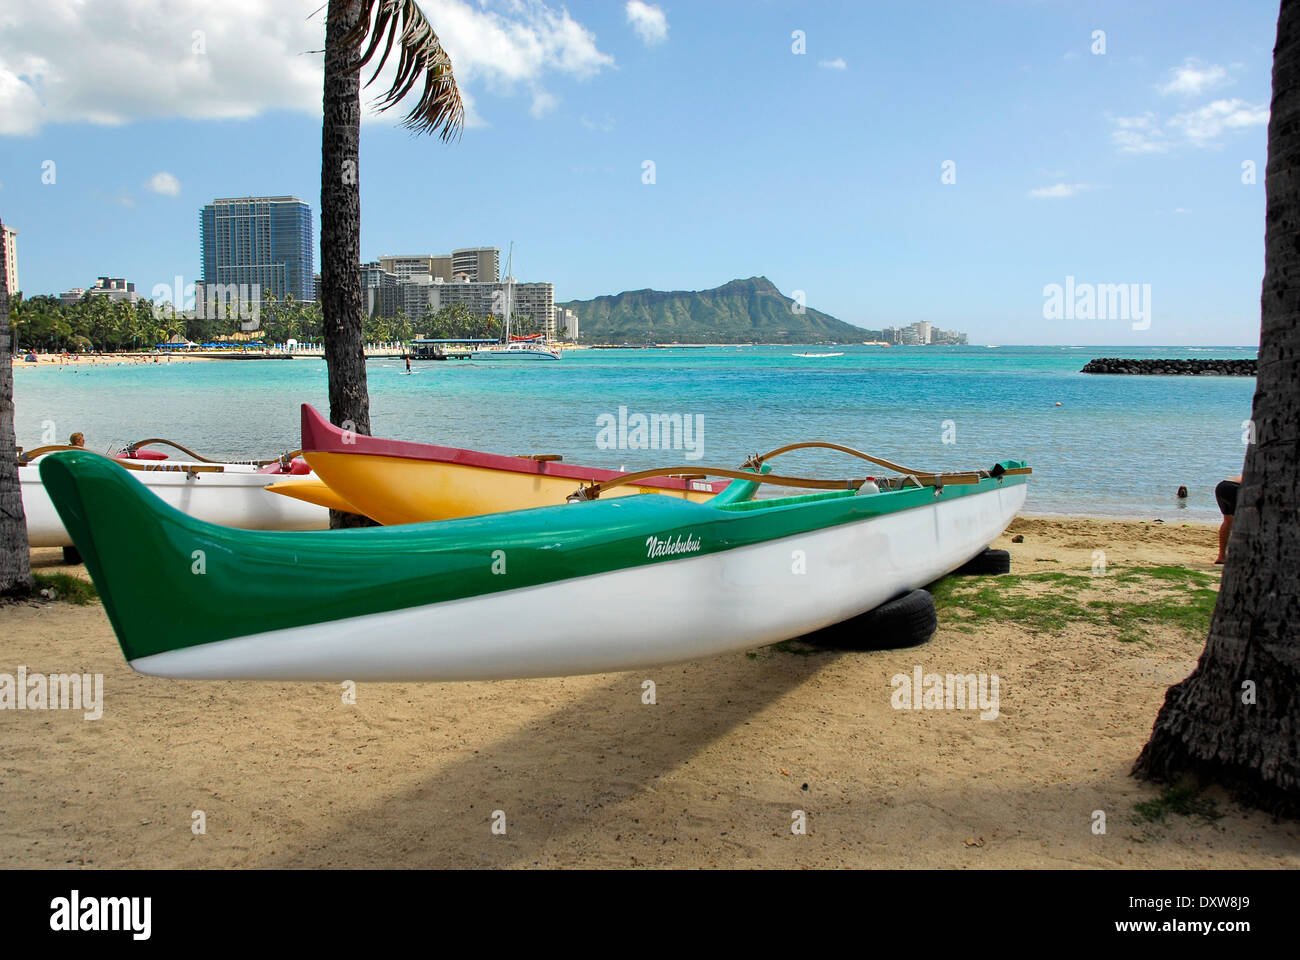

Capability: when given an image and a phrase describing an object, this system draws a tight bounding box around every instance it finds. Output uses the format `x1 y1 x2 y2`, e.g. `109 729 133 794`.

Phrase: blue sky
0 0 1280 344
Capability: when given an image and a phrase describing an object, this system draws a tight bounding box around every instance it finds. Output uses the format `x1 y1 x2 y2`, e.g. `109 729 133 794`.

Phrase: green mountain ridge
559 276 880 344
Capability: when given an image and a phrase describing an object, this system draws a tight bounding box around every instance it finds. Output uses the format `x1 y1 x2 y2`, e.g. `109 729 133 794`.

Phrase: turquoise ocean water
13 345 1257 522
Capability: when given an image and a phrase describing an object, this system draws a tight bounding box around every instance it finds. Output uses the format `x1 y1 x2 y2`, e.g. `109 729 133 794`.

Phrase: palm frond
335 0 465 142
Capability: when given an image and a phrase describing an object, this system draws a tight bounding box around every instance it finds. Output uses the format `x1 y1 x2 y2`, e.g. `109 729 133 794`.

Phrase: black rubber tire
62 545 82 565
951 547 1010 576
802 588 937 650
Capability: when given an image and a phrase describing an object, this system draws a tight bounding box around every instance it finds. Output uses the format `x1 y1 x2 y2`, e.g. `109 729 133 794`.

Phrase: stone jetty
1081 357 1256 376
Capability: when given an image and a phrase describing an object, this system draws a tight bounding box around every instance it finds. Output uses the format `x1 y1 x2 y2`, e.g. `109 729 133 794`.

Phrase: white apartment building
380 254 453 282
557 307 578 341
380 247 500 284
2 224 17 295
399 275 555 336
451 247 500 283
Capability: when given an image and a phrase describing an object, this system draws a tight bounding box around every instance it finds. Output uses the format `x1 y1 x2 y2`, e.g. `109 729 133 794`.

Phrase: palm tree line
6 290 539 353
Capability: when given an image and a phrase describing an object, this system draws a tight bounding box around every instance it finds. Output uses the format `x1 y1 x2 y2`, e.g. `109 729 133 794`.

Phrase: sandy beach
1 515 1295 869
12 352 245 367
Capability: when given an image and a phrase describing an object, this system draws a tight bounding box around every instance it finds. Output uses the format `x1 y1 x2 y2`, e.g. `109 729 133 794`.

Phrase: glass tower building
200 196 314 302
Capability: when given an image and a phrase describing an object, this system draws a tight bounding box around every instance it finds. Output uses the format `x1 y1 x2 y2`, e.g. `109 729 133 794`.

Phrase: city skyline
0 0 1278 344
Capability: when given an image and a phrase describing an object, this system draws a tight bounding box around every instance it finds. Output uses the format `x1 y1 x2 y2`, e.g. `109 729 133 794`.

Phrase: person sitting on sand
1214 474 1243 564
69 432 85 448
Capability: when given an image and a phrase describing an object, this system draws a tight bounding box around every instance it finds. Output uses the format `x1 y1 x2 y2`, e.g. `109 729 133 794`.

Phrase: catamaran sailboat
471 243 562 361
472 336 562 361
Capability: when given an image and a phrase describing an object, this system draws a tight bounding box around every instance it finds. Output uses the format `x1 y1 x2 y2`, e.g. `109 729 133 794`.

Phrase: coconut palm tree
0 211 34 595
320 0 462 526
1133 0 1300 815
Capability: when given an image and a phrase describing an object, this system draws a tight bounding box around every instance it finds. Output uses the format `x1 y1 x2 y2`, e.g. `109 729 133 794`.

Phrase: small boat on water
19 441 328 547
794 352 844 358
471 339 562 361
40 448 1029 681
270 404 728 524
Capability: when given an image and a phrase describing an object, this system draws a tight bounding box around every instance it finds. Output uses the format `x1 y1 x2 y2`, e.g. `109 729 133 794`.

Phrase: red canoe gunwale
299 404 727 494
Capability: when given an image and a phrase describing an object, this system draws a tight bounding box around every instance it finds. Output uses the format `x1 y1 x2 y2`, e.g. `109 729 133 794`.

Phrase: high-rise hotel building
200 196 314 302
451 247 500 283
2 224 17 295
379 247 500 283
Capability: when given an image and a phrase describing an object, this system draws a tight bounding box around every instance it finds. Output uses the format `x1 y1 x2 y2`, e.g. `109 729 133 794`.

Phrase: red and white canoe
20 444 328 547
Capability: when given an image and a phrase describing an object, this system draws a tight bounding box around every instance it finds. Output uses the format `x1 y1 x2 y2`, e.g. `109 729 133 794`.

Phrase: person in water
1214 474 1243 564
69 432 85 448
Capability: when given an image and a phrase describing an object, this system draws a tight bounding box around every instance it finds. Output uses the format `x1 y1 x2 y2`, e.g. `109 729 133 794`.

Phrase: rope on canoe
744 441 973 480
124 438 302 468
743 441 1031 482
567 464 984 501
17 445 226 474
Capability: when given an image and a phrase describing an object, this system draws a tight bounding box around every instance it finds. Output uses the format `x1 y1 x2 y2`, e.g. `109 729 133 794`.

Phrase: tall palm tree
1134 0 1300 815
0 210 34 595
320 0 462 526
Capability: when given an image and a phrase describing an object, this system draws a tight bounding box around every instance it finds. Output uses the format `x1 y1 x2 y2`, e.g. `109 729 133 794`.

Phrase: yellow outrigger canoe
268 405 728 525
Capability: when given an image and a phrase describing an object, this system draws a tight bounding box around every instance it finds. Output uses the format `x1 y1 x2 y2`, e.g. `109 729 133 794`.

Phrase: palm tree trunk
0 213 34 595
1133 0 1300 816
321 0 372 528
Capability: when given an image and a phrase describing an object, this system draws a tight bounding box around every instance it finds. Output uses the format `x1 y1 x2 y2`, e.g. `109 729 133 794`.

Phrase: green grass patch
766 639 826 657
930 566 1218 644
1132 782 1222 825
33 572 98 606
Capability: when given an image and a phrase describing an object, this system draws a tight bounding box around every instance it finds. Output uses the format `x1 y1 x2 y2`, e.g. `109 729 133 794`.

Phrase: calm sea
13 345 1257 522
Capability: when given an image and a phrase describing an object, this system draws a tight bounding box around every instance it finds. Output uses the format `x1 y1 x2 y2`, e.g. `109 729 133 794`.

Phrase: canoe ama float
283 403 728 524
41 450 1028 682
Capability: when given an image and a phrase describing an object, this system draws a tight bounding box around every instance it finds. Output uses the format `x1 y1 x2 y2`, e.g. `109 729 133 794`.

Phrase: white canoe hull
131 481 1026 681
21 462 329 548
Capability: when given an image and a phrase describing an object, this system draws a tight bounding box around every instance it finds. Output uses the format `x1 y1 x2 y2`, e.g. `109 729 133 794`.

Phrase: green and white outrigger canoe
40 449 1029 682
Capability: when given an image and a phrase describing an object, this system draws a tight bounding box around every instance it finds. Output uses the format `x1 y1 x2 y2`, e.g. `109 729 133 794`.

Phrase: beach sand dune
1 518 1296 869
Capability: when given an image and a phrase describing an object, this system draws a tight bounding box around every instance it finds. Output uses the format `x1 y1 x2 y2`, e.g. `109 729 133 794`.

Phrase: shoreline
1018 510 1218 526
11 343 1261 367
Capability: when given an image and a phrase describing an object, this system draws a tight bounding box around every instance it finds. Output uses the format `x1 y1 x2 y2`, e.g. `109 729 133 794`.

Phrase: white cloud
1110 111 1170 154
145 171 181 196
1168 98 1269 146
818 58 848 70
529 90 558 118
1159 58 1229 97
625 2 668 46
1111 98 1268 153
0 0 614 136
580 115 615 133
1027 183 1094 199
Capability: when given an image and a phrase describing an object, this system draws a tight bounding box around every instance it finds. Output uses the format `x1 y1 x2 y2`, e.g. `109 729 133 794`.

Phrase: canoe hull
262 474 361 515
305 450 722 525
130 481 1026 681
20 462 328 547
